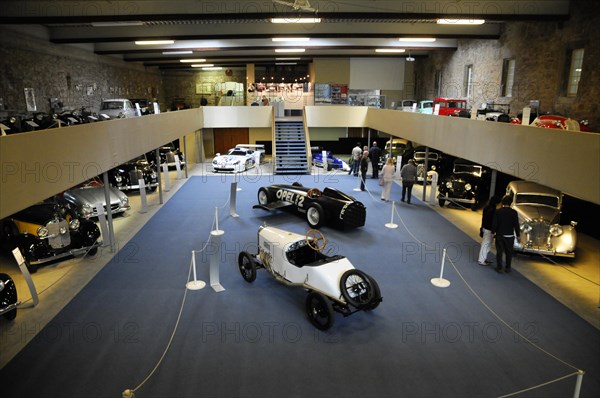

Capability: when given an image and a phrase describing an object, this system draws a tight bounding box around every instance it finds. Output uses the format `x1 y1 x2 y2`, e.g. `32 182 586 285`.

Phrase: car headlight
431 165 437 171
69 219 80 230
520 223 532 233
233 161 240 165
445 181 453 189
37 226 49 238
115 175 123 183
82 204 93 217
150 171 157 179
549 224 563 237
121 196 129 205
464 183 472 191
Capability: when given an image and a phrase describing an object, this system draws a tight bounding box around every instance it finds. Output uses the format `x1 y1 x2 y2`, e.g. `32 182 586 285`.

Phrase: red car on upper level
511 114 592 132
433 97 468 117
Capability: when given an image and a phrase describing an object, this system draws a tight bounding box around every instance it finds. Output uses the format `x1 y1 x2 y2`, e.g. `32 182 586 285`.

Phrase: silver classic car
506 181 577 257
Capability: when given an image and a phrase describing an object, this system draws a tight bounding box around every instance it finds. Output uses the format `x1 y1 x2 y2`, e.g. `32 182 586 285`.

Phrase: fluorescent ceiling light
91 21 144 27
163 51 193 55
270 17 321 23
202 67 222 70
192 64 214 67
399 38 436 42
180 59 207 63
272 37 310 42
276 63 297 65
135 40 175 45
275 48 306 53
437 19 485 25
375 48 406 53
276 57 301 60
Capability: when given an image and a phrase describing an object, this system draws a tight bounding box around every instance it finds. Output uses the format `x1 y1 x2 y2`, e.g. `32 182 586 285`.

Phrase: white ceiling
0 0 571 70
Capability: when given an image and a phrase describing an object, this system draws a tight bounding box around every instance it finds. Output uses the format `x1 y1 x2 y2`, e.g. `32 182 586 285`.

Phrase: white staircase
273 120 310 174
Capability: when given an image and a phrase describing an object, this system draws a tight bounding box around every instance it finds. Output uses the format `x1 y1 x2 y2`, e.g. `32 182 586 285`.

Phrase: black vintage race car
109 154 158 192
253 183 366 229
437 159 490 210
0 273 18 321
0 201 101 273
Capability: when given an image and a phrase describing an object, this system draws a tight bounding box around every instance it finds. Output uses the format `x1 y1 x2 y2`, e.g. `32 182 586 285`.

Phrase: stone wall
0 26 164 116
415 0 600 131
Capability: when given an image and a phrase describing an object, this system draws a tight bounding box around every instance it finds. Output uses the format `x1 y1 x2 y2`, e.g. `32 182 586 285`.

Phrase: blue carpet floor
1 172 599 398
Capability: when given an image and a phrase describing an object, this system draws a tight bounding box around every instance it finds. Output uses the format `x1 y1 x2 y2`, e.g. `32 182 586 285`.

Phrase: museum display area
1 1 600 397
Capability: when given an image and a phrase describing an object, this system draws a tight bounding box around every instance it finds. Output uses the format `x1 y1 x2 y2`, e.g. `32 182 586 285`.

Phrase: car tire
362 273 382 311
238 251 257 283
470 201 479 211
87 247 98 257
340 269 375 309
438 198 446 207
257 188 272 206
305 291 334 331
306 204 324 229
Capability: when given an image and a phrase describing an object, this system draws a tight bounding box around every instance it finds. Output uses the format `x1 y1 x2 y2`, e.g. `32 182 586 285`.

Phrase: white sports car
238 226 382 330
212 147 256 173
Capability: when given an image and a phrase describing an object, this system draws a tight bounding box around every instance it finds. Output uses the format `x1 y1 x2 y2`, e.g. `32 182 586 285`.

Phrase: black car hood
13 203 57 224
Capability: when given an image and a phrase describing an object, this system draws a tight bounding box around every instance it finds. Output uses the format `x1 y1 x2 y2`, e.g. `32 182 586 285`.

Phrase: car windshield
453 164 482 176
101 101 124 110
414 152 439 161
422 102 433 108
515 194 559 208
228 150 249 156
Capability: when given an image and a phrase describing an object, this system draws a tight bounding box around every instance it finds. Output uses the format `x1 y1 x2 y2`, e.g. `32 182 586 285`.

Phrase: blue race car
312 150 351 172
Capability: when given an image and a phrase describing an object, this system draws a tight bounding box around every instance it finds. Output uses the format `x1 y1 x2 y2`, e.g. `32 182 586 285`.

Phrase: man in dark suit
492 195 521 273
368 141 381 179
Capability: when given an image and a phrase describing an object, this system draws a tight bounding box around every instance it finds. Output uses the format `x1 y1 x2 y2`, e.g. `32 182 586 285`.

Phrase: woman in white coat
380 157 395 201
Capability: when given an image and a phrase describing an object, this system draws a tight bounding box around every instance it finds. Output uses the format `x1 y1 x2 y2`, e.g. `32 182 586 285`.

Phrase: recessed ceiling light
437 19 485 25
202 67 222 70
399 38 436 42
135 40 175 45
276 57 301 60
163 51 193 55
180 59 207 63
270 17 321 24
191 64 214 67
275 48 306 53
375 49 406 53
272 37 310 42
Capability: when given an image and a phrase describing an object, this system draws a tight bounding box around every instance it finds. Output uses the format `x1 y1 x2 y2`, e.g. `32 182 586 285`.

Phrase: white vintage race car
238 226 382 330
212 147 256 173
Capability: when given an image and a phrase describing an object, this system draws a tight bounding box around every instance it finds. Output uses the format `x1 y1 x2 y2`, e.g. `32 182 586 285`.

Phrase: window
565 48 584 97
501 59 515 97
464 64 473 99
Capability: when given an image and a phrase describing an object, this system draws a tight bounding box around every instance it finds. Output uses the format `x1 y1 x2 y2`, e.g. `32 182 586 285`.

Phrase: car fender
302 258 355 303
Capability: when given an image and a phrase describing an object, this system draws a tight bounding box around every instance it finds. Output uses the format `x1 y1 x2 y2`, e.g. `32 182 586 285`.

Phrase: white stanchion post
162 163 170 192
521 106 532 125
175 154 182 180
12 248 36 307
230 182 239 217
234 171 242 191
210 207 225 292
429 171 438 205
385 201 398 229
573 370 585 398
431 248 451 287
138 178 148 213
96 202 110 247
395 155 403 180
322 150 328 171
186 251 206 290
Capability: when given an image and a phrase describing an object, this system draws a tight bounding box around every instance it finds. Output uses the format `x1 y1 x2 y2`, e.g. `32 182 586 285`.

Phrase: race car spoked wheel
306 229 327 251
340 269 376 309
306 291 334 331
257 188 271 206
362 273 381 311
238 251 257 282
306 204 324 229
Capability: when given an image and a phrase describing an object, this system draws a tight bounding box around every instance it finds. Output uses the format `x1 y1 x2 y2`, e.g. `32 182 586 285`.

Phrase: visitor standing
492 195 520 273
349 142 362 176
380 157 395 201
360 151 369 191
400 159 418 203
478 196 501 265
369 141 382 179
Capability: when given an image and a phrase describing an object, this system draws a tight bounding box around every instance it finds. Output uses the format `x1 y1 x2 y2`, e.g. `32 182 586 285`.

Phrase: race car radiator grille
341 202 366 228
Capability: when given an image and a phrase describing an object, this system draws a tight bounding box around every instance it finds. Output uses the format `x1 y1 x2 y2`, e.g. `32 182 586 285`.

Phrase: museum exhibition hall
0 1 599 397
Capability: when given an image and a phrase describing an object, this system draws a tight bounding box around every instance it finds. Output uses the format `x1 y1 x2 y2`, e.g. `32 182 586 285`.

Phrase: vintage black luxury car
149 141 186 170
413 146 449 182
0 201 101 272
0 273 18 321
109 155 158 192
253 183 366 229
437 159 490 210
